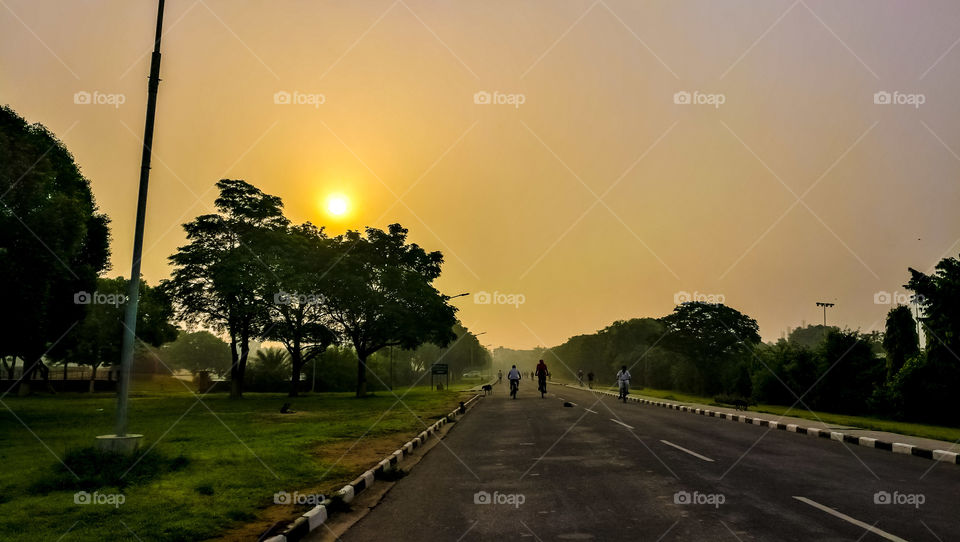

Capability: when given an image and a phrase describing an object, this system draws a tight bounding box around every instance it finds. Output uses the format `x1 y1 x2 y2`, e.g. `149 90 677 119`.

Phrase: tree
246 347 291 392
163 179 289 399
812 330 884 414
660 302 760 395
323 224 458 397
160 330 233 377
0 106 110 389
50 277 176 391
882 305 919 380
260 223 338 396
787 324 837 349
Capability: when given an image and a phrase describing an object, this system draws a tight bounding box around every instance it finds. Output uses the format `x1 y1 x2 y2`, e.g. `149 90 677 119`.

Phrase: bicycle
538 377 547 398
618 380 629 403
510 379 519 399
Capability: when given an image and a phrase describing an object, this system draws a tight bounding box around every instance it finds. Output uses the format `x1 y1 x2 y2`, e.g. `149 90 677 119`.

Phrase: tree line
1 105 469 398
527 260 959 425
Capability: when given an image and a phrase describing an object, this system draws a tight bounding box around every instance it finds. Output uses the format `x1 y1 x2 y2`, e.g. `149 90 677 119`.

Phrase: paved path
335 382 960 541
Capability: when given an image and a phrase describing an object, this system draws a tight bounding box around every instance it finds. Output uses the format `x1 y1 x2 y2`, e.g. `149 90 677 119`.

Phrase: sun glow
325 194 350 217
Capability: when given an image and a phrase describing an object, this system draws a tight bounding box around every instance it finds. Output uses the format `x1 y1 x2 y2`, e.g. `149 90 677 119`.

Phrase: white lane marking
793 496 908 542
660 440 715 462
584 408 598 414
610 419 634 429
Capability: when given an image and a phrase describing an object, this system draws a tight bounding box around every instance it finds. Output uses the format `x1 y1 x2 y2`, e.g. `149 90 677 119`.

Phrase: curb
562 384 959 467
264 392 484 542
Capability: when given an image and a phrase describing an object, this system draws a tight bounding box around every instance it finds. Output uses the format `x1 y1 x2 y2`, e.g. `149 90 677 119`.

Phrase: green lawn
598 385 960 444
0 383 469 541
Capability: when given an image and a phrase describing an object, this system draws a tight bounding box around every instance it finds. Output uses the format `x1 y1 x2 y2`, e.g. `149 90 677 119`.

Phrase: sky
2 0 959 349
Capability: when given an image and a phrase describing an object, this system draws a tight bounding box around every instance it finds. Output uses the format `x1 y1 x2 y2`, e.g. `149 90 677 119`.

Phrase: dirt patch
208 433 422 542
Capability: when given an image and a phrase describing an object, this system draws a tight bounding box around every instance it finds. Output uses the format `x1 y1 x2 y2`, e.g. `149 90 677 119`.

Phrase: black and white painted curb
264 393 483 542
565 384 960 467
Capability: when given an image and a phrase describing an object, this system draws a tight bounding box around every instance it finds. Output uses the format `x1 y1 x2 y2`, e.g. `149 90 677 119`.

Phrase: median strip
264 392 484 542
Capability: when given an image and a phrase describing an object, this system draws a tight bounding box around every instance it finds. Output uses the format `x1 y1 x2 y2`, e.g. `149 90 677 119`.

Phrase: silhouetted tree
0 106 110 390
163 179 288 399
161 330 233 378
324 224 457 397
260 223 338 396
661 302 760 395
882 305 919 381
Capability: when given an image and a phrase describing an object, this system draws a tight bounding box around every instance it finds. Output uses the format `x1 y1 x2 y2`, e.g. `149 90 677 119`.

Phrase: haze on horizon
2 0 959 349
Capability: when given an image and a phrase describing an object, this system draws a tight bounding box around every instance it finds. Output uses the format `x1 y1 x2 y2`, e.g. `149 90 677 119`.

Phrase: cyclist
507 365 522 399
535 359 549 398
616 365 631 402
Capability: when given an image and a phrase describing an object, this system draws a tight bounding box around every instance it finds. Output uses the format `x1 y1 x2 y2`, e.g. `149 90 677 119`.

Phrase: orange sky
3 0 959 349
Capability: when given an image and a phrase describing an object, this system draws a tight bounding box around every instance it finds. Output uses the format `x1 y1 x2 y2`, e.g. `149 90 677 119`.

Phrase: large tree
260 223 338 396
0 105 110 389
882 305 919 381
323 224 458 397
660 302 760 395
163 179 288 399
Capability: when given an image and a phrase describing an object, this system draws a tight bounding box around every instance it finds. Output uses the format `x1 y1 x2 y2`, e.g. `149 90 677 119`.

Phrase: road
336 382 960 541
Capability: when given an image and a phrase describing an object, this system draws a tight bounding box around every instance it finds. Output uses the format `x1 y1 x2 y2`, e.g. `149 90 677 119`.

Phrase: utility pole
98 0 166 453
815 302 835 327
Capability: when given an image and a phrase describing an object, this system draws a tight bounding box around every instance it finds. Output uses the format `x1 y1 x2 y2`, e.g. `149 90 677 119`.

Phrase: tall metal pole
115 0 166 438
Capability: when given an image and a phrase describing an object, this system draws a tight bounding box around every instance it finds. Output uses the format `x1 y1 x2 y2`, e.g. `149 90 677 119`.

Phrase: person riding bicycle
616 365 631 400
507 365 522 394
535 360 549 396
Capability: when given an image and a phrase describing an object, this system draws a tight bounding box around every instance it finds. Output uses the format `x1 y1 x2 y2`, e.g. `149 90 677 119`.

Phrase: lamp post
815 302 835 327
97 0 166 453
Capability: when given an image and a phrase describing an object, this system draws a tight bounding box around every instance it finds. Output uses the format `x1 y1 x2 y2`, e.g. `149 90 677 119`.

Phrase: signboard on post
431 363 449 390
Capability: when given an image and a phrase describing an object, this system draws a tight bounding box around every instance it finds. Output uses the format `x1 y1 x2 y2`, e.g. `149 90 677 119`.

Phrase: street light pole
815 302 835 327
99 0 166 453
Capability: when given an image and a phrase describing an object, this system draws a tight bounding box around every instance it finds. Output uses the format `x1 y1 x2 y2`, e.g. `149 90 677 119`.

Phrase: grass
610 386 960 444
0 379 470 541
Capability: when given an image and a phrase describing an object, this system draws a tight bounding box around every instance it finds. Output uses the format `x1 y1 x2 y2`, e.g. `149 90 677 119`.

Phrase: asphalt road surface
337 381 960 541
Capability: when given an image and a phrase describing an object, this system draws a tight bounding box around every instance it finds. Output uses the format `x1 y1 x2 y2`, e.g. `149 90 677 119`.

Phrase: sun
325 194 350 217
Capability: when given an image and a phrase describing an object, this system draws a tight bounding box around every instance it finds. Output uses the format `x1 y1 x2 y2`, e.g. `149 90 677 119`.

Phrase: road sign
431 364 448 375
